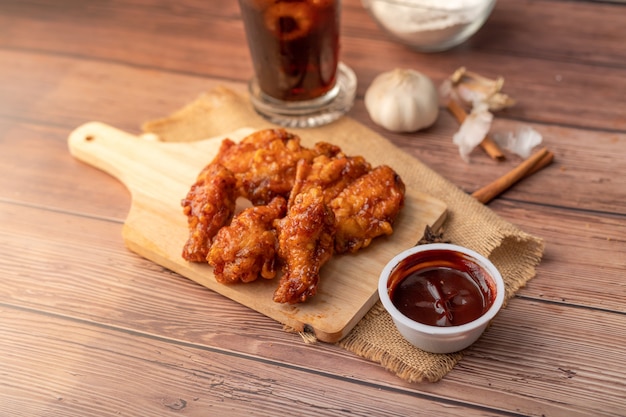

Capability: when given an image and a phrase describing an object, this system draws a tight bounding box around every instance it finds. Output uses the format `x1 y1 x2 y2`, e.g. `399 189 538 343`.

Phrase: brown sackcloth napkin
143 86 545 383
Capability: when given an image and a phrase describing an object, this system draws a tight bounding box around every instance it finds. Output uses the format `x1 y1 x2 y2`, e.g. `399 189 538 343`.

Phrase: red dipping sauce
387 249 496 327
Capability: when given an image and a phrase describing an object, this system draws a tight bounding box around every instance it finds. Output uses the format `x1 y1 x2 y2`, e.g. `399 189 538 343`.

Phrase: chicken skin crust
289 153 372 207
273 187 336 304
213 128 340 205
329 165 406 254
181 163 238 262
208 196 287 284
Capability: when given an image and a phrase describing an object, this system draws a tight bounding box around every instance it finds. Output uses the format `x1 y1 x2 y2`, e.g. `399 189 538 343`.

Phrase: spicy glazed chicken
181 128 405 304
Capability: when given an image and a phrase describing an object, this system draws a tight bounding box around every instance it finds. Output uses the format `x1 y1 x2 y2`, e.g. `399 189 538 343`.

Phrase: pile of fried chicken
181 129 405 304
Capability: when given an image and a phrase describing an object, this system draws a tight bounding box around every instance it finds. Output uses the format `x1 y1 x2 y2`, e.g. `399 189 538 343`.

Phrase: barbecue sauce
388 249 495 327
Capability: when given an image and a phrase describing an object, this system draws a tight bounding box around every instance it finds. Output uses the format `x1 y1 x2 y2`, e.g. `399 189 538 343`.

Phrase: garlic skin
453 101 493 162
492 126 543 159
365 68 439 133
440 67 517 163
440 67 516 111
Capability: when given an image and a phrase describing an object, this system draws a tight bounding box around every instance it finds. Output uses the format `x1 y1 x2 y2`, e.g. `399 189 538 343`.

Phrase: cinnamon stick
446 100 506 161
471 147 554 204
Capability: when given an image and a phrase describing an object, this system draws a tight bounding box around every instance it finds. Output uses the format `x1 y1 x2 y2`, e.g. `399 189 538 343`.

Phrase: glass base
248 62 357 129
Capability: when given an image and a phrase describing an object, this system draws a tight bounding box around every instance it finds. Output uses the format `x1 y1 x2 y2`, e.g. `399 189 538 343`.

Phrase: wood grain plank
442 300 626 417
0 120 131 219
1 46 625 212
471 0 626 67
0 49 243 133
361 113 626 215
346 0 626 68
2 308 504 417
0 0 250 78
1 196 625 373
2 200 625 416
2 116 626 312
4 0 626 68
2 0 625 415
2 195 624 322
1 1 626 131
487 200 626 311
339 41 626 132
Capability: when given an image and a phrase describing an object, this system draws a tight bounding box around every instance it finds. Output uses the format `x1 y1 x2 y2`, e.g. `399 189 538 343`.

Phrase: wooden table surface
2 0 625 416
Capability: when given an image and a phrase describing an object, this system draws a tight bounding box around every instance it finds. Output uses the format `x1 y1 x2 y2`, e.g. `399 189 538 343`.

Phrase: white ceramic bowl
378 243 505 353
362 0 497 52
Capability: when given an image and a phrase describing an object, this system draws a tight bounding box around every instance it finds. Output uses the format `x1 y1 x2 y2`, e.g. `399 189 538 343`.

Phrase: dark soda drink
238 0 340 102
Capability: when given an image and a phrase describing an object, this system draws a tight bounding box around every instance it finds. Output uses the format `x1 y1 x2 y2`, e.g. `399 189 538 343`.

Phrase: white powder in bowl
366 0 494 51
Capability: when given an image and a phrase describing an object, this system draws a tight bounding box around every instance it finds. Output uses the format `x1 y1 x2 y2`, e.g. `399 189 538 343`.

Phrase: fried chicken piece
213 129 340 205
212 129 294 176
181 163 238 262
207 196 287 284
181 127 407 304
181 129 338 262
289 153 372 207
273 187 335 304
329 165 406 254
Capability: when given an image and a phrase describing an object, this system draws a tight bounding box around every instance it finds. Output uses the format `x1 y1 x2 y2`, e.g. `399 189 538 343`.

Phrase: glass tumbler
238 0 356 128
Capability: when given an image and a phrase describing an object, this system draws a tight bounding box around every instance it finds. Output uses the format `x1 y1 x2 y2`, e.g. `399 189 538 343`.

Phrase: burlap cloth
142 86 545 383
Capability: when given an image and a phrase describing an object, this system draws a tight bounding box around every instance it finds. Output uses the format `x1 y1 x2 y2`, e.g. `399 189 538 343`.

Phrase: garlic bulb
365 68 439 133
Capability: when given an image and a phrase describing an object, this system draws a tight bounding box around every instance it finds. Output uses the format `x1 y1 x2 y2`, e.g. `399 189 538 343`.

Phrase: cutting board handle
68 122 255 196
68 121 164 194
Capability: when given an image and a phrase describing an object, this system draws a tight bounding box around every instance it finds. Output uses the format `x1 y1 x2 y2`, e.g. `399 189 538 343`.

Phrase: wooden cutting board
68 121 447 343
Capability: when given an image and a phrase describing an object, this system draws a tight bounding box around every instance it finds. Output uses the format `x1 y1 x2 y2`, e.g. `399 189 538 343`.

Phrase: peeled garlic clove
365 68 439 133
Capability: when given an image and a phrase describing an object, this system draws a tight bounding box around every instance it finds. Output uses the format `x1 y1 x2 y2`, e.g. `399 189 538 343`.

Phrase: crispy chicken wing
329 165 405 254
181 163 238 262
212 128 294 176
207 196 287 284
273 187 335 304
214 128 340 205
289 153 372 207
